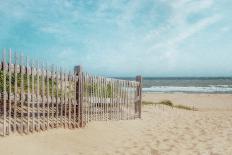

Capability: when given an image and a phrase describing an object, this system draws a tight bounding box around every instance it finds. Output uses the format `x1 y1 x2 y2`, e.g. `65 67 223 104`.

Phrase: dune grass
142 100 197 111
174 104 196 110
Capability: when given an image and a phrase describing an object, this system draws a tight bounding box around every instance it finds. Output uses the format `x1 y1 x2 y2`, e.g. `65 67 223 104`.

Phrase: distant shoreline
142 76 232 78
138 77 232 94
142 85 232 94
143 91 232 94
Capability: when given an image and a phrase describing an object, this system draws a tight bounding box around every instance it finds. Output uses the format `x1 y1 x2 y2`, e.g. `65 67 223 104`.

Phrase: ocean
120 77 232 93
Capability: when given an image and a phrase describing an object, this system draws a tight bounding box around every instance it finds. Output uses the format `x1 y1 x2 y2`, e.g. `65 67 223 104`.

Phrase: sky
0 0 232 77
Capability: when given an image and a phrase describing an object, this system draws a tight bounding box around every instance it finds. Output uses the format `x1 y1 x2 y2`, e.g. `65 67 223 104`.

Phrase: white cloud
142 0 221 65
220 26 231 32
168 14 221 46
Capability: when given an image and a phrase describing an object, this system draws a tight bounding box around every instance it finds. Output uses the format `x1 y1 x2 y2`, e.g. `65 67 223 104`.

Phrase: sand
143 93 232 111
0 93 232 155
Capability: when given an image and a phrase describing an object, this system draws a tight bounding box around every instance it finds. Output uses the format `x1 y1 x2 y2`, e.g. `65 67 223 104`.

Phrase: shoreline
143 91 232 94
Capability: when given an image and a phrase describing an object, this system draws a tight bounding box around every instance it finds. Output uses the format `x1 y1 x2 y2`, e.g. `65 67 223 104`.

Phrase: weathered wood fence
0 49 142 137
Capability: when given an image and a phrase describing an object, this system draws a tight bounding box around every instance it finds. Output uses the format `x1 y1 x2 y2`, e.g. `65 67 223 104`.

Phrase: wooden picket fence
0 49 142 137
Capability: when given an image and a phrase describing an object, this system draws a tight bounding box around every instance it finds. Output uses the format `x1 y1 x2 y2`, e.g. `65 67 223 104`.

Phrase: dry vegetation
142 100 197 111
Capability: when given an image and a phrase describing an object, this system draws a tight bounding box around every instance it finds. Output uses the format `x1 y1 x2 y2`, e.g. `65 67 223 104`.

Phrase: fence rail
0 49 142 137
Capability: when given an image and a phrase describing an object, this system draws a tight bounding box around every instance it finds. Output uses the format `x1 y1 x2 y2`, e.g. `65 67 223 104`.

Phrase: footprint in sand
145 133 153 137
150 148 160 155
163 138 169 142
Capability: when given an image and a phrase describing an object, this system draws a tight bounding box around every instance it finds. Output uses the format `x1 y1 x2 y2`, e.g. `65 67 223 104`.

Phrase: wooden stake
20 53 24 134
51 65 54 128
46 63 49 130
8 49 12 135
74 65 83 127
73 73 77 128
136 76 142 119
26 56 30 134
31 60 35 132
60 68 63 127
42 62 45 130
14 52 18 133
3 49 6 136
68 72 71 128
64 72 67 128
56 66 59 128
36 61 40 132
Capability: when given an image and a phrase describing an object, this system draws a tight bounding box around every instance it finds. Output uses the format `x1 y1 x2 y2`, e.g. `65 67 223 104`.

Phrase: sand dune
0 93 232 155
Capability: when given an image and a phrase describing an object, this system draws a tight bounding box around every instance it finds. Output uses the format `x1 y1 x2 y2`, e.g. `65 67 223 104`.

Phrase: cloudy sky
0 0 231 77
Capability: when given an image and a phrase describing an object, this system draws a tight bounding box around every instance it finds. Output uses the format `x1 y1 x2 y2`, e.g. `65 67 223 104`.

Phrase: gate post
74 65 83 127
136 76 142 118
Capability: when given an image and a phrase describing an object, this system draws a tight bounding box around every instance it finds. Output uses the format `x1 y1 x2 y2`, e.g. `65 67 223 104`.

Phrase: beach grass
142 100 197 111
174 104 196 111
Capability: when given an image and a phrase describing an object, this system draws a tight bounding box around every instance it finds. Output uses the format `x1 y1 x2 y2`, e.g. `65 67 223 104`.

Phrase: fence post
3 49 6 136
136 76 142 118
74 65 83 127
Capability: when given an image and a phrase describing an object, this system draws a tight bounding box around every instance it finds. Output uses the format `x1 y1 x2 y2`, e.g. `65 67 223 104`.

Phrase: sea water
120 77 232 93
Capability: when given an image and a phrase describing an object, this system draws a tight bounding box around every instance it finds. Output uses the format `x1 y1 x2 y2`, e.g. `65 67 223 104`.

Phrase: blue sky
0 0 232 77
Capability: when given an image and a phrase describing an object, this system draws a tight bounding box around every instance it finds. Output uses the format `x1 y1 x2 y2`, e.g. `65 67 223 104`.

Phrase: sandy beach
0 93 232 155
1 0 232 154
143 93 232 111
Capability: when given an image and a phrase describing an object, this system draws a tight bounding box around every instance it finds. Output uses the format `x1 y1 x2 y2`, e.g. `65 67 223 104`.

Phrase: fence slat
31 60 35 132
13 52 18 133
84 73 86 123
129 81 132 119
126 81 129 120
103 77 106 121
46 63 49 130
8 49 12 135
3 49 6 136
98 76 101 121
93 76 96 121
104 78 108 121
97 77 99 121
73 73 77 128
117 80 120 120
109 79 112 120
68 72 71 128
26 56 30 134
86 73 88 123
42 62 45 130
112 80 115 120
95 76 98 121
20 53 24 134
51 65 54 128
64 72 67 128
60 68 62 127
36 61 40 132
56 66 59 128
123 80 126 120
